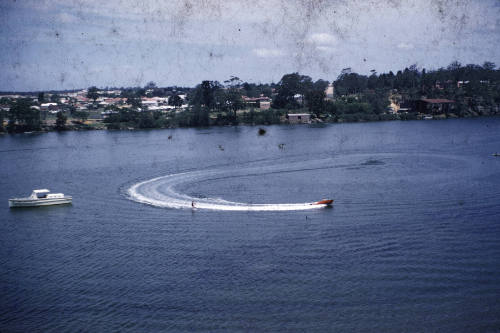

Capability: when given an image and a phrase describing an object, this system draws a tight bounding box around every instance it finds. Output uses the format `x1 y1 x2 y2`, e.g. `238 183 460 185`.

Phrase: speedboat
311 199 334 206
9 189 72 208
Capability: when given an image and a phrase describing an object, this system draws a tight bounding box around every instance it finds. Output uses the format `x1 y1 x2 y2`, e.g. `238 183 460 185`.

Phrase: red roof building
415 98 455 114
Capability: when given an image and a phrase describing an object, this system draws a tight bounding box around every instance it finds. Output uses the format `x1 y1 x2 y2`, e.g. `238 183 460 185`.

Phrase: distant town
1 61 499 133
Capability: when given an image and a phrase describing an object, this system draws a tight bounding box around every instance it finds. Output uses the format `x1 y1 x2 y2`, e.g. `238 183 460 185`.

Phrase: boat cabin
29 189 66 200
30 189 50 199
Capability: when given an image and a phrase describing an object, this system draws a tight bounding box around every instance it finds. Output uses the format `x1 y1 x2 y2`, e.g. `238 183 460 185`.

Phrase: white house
141 100 158 110
260 101 271 110
287 113 311 124
325 83 334 100
40 103 59 111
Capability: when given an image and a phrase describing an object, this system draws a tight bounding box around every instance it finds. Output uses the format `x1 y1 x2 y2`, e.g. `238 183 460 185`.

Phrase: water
1 118 500 332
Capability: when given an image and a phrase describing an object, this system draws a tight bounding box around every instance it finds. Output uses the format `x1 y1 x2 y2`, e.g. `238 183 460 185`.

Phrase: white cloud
397 42 414 50
316 46 335 53
58 12 78 23
308 33 337 45
252 48 285 58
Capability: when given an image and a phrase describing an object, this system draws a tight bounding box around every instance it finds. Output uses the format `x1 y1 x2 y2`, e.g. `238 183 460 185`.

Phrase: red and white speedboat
311 199 334 206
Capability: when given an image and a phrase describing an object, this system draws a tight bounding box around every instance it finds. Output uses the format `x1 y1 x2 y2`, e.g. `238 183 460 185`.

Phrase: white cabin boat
9 189 72 208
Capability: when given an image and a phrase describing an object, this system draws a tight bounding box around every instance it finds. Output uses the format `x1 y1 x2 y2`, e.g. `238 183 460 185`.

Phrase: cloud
58 12 79 23
308 33 337 45
316 46 335 53
397 42 414 50
252 48 285 58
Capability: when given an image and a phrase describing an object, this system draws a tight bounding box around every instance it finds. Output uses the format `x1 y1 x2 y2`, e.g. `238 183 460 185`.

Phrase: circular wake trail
127 164 326 211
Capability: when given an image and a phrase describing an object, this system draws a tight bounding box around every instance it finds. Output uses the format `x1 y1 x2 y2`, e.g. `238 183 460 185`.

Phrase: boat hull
311 199 334 206
8 197 72 208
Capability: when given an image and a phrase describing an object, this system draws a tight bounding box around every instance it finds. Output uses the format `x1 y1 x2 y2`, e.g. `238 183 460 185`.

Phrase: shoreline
2 113 498 135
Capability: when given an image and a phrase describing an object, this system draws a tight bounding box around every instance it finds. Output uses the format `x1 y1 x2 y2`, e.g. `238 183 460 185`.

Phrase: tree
38 92 45 103
482 61 496 71
305 89 326 117
313 79 329 91
127 96 142 109
137 112 156 128
191 104 210 127
221 88 245 120
242 82 256 97
201 80 217 109
224 76 242 88
361 91 389 114
50 94 60 103
334 72 368 95
273 73 313 109
120 88 135 98
447 61 463 82
55 111 67 130
136 88 146 97
340 67 352 76
241 83 273 98
169 94 183 107
367 70 378 89
145 81 157 89
144 82 157 97
189 80 221 110
87 86 99 102
0 109 4 132
74 110 89 123
482 61 497 82
7 99 40 132
68 105 76 115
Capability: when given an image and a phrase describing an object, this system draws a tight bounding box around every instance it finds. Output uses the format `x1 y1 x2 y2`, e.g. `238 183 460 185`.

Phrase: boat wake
127 162 329 211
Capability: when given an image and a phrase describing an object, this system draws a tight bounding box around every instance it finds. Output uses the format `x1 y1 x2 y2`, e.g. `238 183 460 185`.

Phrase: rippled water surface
1 118 500 331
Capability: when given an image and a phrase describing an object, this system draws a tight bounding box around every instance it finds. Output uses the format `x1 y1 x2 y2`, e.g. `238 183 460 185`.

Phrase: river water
1 118 500 331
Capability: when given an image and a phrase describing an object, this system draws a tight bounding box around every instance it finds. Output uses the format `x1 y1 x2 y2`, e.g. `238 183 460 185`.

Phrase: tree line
1 61 499 133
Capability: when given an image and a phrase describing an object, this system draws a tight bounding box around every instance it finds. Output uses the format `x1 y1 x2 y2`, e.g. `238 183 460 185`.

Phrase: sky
0 0 499 91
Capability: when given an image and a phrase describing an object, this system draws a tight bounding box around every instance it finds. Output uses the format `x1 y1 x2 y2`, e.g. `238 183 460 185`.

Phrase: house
287 113 311 124
153 97 169 105
293 94 303 104
141 99 158 109
325 83 334 100
40 103 59 111
148 105 176 112
76 96 90 103
260 101 271 110
107 90 122 96
242 95 272 108
103 97 126 105
414 98 455 114
101 110 119 118
396 100 413 113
